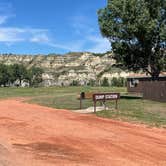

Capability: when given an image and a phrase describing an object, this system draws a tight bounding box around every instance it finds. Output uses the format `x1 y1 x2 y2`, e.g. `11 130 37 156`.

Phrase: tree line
0 64 43 87
70 77 126 87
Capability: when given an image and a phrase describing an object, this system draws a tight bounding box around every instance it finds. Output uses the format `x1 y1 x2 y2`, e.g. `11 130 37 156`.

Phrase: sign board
93 93 120 112
93 93 120 101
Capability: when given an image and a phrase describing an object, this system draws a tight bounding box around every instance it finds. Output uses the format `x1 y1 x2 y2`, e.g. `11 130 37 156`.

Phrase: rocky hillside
0 52 130 86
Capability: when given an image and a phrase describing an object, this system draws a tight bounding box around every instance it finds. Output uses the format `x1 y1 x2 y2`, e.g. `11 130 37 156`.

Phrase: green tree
70 80 79 86
111 77 126 87
12 64 27 86
98 0 166 79
0 64 8 86
87 79 96 86
7 65 16 85
0 64 15 86
27 67 43 87
101 77 110 86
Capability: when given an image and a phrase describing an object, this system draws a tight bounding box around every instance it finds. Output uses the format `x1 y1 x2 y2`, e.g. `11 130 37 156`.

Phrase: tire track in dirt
0 99 166 166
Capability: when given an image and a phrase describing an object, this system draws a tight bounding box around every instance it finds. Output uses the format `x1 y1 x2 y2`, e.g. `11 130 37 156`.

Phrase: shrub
70 80 79 86
87 79 96 86
111 77 126 87
101 77 109 87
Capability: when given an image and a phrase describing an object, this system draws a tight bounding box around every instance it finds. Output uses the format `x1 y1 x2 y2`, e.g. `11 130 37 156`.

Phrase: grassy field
0 86 166 127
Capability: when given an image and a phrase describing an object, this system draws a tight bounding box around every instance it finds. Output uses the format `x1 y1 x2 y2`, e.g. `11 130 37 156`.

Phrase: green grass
0 86 166 127
0 86 125 110
96 99 166 127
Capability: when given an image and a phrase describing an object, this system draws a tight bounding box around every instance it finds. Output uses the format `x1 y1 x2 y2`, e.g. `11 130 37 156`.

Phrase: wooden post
94 101 96 113
115 99 118 109
80 96 82 109
104 101 106 111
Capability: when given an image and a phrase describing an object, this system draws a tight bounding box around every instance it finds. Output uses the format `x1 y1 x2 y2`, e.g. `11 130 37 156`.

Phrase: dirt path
0 99 166 166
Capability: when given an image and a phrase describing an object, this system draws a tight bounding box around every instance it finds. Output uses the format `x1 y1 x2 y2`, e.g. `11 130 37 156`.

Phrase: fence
127 76 166 102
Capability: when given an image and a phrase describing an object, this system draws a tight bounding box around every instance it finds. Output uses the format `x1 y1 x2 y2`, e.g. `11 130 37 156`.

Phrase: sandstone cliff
0 52 130 86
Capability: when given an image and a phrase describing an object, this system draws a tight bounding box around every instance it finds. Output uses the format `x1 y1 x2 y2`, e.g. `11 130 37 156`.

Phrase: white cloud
47 40 85 52
0 2 14 25
47 35 110 53
87 35 111 53
0 28 24 42
0 24 110 53
0 2 110 53
0 15 9 24
70 15 95 35
0 27 49 44
30 33 50 43
0 2 80 51
0 26 83 51
69 14 111 53
29 30 85 51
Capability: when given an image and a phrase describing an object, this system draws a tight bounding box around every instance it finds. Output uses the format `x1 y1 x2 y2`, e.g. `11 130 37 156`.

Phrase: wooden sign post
93 93 120 113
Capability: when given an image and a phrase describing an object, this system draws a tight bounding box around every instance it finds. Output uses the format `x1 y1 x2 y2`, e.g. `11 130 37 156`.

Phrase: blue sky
0 0 110 54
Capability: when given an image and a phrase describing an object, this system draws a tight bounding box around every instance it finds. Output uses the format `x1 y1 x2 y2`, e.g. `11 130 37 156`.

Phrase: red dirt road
0 99 166 166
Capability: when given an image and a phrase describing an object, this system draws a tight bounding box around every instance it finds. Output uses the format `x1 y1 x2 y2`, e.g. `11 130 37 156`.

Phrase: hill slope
0 52 130 86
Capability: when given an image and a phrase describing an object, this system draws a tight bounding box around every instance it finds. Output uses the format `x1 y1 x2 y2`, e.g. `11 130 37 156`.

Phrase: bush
101 77 109 87
70 80 79 86
27 67 43 87
87 79 96 86
111 77 126 87
0 64 43 87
